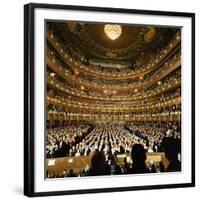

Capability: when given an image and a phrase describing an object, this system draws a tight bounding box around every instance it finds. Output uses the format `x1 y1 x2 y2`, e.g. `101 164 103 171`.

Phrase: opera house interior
45 21 181 178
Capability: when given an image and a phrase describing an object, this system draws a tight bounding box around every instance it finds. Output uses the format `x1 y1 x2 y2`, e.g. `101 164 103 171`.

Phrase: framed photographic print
24 3 195 197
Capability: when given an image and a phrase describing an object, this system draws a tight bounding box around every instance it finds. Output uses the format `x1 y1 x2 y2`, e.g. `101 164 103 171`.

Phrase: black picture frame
24 3 195 197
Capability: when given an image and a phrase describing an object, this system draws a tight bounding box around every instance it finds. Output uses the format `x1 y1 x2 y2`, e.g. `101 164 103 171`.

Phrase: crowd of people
46 122 181 177
46 123 181 158
46 136 181 178
125 122 181 153
68 124 145 157
46 125 93 158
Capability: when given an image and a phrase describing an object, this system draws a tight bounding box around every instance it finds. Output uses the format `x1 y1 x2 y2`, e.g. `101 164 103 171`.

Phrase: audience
46 125 93 158
46 122 181 178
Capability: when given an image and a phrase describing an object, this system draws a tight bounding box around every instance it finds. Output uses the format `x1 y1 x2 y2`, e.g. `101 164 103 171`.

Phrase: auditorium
45 21 181 178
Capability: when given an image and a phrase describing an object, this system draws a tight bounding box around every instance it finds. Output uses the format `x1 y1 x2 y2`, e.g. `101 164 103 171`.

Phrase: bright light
104 24 122 40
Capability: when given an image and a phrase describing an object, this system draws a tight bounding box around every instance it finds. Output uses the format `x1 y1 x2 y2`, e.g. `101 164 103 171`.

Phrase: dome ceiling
48 22 179 67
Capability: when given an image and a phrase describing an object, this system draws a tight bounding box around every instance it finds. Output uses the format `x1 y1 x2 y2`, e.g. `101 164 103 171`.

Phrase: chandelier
104 24 122 40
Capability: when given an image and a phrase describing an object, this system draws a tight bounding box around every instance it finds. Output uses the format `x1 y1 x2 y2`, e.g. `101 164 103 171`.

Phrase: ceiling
47 22 179 68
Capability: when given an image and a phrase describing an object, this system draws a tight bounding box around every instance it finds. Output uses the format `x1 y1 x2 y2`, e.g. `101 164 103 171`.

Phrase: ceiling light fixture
104 24 122 40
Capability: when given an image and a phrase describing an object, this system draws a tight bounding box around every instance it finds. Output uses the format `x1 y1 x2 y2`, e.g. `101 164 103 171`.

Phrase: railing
46 153 169 177
47 112 181 122
46 93 181 113
46 52 181 91
47 30 181 79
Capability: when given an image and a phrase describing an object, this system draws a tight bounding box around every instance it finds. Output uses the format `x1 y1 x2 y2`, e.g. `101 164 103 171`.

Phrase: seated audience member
162 137 181 172
129 144 150 174
88 150 110 176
